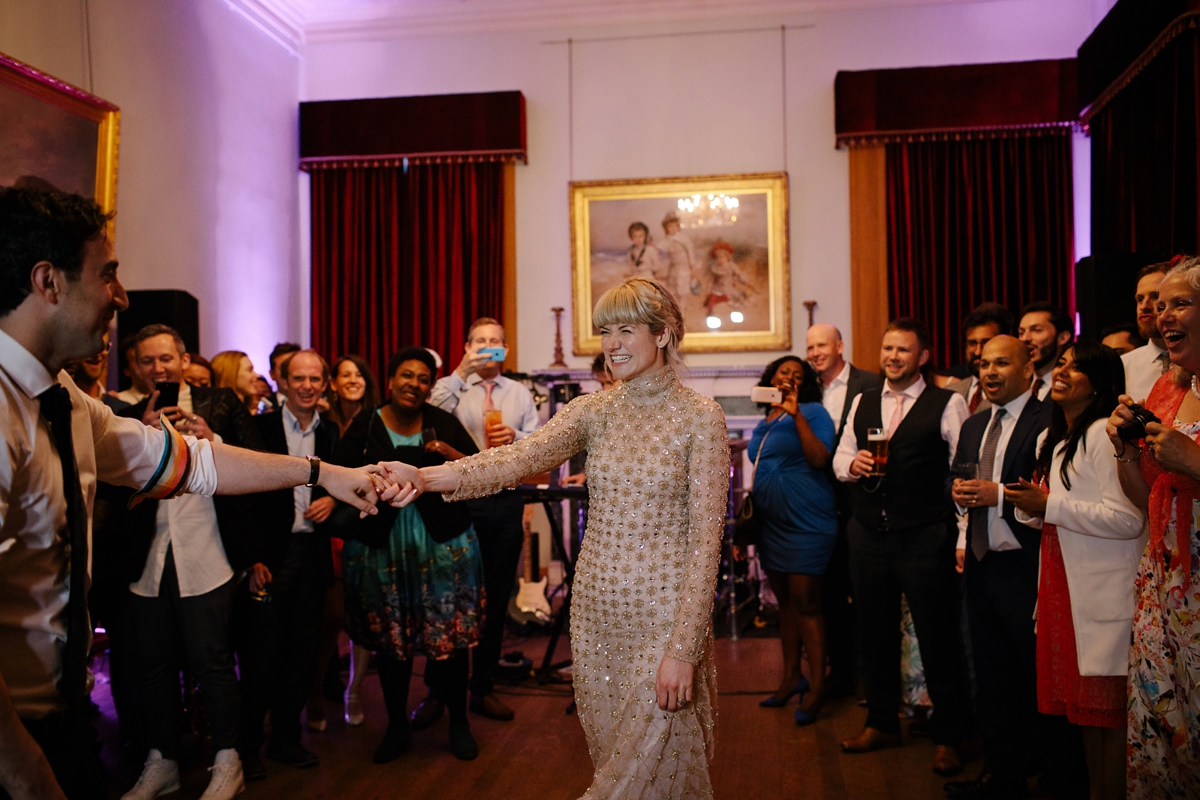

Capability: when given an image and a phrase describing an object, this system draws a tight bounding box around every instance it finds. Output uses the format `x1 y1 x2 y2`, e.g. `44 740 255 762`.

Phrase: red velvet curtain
885 131 1075 370
309 162 504 386
1089 25 1200 257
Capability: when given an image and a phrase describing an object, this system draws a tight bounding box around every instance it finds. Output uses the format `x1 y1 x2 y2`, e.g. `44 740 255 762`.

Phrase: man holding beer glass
428 319 540 724
833 318 970 777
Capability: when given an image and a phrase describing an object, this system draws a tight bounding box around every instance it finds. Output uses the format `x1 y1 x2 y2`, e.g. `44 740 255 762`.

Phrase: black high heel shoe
759 675 810 708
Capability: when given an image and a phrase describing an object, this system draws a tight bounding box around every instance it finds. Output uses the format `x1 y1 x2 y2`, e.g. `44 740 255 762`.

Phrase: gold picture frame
570 172 790 354
0 51 120 234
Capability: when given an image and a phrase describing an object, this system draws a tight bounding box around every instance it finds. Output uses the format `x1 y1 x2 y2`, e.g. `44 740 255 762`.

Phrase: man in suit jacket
807 323 880 696
944 336 1051 799
833 318 969 776
236 351 338 779
946 303 1016 416
117 324 265 800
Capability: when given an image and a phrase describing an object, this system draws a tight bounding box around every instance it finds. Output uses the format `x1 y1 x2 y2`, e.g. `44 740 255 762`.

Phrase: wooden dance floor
94 634 1013 800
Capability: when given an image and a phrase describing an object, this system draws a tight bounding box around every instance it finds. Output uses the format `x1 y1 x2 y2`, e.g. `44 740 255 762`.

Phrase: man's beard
1033 342 1057 371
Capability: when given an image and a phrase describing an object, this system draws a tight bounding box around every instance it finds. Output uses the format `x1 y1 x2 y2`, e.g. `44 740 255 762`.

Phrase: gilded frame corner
0 51 120 237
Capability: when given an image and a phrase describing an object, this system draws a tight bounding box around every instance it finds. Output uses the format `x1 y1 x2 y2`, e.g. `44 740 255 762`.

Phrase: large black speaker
1074 254 1167 341
116 290 200 390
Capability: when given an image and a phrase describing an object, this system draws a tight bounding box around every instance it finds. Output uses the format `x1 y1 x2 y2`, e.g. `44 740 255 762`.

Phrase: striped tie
969 408 1006 563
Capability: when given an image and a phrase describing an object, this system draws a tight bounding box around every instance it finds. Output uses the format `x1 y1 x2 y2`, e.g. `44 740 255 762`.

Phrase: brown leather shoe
409 694 444 731
469 693 515 721
933 745 963 777
840 726 901 753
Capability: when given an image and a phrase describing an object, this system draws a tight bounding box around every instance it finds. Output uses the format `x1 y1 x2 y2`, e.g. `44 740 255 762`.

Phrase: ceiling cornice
233 0 1006 48
223 0 306 53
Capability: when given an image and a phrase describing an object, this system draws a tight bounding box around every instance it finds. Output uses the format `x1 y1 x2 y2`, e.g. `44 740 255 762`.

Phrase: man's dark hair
134 323 186 355
270 342 301 368
962 303 1015 337
0 186 112 317
1020 301 1074 343
884 317 933 353
1100 321 1146 348
119 333 139 363
1136 261 1171 281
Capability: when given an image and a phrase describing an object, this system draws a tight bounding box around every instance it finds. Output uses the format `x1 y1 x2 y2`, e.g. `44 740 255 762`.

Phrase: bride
384 277 729 798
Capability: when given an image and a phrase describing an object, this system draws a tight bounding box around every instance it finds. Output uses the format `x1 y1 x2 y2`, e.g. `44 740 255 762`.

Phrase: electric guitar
510 518 551 624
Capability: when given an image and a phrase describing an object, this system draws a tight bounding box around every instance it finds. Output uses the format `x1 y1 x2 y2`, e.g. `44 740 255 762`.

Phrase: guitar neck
523 520 534 582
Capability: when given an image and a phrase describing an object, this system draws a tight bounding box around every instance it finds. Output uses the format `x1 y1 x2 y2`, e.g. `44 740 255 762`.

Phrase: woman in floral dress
340 347 485 764
407 278 730 798
1108 260 1200 797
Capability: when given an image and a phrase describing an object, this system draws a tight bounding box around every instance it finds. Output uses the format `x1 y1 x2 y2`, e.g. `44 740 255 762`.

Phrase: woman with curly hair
748 356 838 725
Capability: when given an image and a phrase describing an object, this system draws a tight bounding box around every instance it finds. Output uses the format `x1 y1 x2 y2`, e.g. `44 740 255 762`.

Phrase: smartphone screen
479 347 506 362
155 381 180 408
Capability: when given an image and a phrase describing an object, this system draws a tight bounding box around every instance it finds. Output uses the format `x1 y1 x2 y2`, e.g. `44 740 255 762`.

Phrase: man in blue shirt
424 318 539 723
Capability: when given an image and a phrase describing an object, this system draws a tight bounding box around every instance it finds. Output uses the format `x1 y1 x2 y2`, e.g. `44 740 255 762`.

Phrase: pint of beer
867 428 889 476
483 409 505 447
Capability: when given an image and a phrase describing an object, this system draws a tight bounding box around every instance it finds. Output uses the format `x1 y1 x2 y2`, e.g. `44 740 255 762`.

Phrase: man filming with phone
425 319 539 725
112 324 268 799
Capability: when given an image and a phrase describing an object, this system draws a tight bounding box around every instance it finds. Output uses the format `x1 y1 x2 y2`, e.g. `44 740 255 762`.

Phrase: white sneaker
199 749 244 800
121 749 180 800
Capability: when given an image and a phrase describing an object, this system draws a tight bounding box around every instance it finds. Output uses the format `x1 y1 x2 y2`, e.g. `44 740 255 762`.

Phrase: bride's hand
655 655 694 712
370 461 424 507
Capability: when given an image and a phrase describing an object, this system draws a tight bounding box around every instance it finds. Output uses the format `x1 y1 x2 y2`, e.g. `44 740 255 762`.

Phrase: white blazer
1042 420 1148 676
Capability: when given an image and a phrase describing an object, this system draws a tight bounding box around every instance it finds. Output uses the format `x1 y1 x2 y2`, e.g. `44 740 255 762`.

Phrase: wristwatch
305 455 321 487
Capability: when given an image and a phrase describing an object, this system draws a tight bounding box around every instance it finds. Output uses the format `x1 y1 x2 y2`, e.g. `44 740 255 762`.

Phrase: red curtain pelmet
885 131 1075 370
1089 25 1200 257
310 162 504 386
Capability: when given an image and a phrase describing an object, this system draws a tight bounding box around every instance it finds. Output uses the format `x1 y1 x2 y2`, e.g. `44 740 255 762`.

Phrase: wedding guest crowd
5 183 1199 800
743 260 1198 799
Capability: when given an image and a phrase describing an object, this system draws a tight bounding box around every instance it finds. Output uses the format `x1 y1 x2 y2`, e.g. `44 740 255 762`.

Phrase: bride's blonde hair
593 278 685 369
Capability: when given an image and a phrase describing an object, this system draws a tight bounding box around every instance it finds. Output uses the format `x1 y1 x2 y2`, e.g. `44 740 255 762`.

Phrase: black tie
38 384 90 708
970 408 1007 563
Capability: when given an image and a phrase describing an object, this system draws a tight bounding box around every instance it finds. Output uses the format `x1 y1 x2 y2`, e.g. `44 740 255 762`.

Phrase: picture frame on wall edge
0 50 120 235
569 171 790 355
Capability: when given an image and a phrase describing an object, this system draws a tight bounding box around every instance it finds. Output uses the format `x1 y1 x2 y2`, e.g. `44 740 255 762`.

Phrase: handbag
733 417 779 548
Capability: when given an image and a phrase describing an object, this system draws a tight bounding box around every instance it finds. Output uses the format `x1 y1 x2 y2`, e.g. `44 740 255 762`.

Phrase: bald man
805 323 879 698
806 324 880 438
945 336 1053 799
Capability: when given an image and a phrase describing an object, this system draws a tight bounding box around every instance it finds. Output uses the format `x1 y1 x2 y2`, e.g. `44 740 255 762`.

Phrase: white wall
304 0 1113 372
0 0 302 374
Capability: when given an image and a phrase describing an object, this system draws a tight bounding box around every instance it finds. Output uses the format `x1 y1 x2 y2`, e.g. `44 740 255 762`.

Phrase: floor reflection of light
730 311 744 323
706 316 722 329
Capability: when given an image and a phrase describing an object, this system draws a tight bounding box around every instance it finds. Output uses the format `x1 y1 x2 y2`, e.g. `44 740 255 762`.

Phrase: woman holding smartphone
1006 341 1146 800
747 356 838 725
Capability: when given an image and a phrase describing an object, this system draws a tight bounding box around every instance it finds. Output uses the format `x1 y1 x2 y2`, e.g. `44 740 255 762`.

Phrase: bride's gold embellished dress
445 367 729 799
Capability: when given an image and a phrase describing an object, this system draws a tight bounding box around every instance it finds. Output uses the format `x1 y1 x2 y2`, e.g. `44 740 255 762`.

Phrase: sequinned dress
446 367 730 799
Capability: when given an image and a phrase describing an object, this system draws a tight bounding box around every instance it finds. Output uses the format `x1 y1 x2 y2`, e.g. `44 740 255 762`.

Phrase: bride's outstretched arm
436 393 596 502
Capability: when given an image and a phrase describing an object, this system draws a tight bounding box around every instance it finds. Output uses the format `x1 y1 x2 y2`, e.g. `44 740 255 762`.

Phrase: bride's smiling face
600 321 668 382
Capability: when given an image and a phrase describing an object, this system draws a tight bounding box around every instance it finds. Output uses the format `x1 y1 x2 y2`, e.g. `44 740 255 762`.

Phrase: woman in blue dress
749 356 839 725
337 347 485 764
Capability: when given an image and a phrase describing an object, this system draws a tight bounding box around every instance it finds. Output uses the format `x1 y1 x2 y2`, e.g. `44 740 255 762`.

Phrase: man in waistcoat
833 317 970 777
